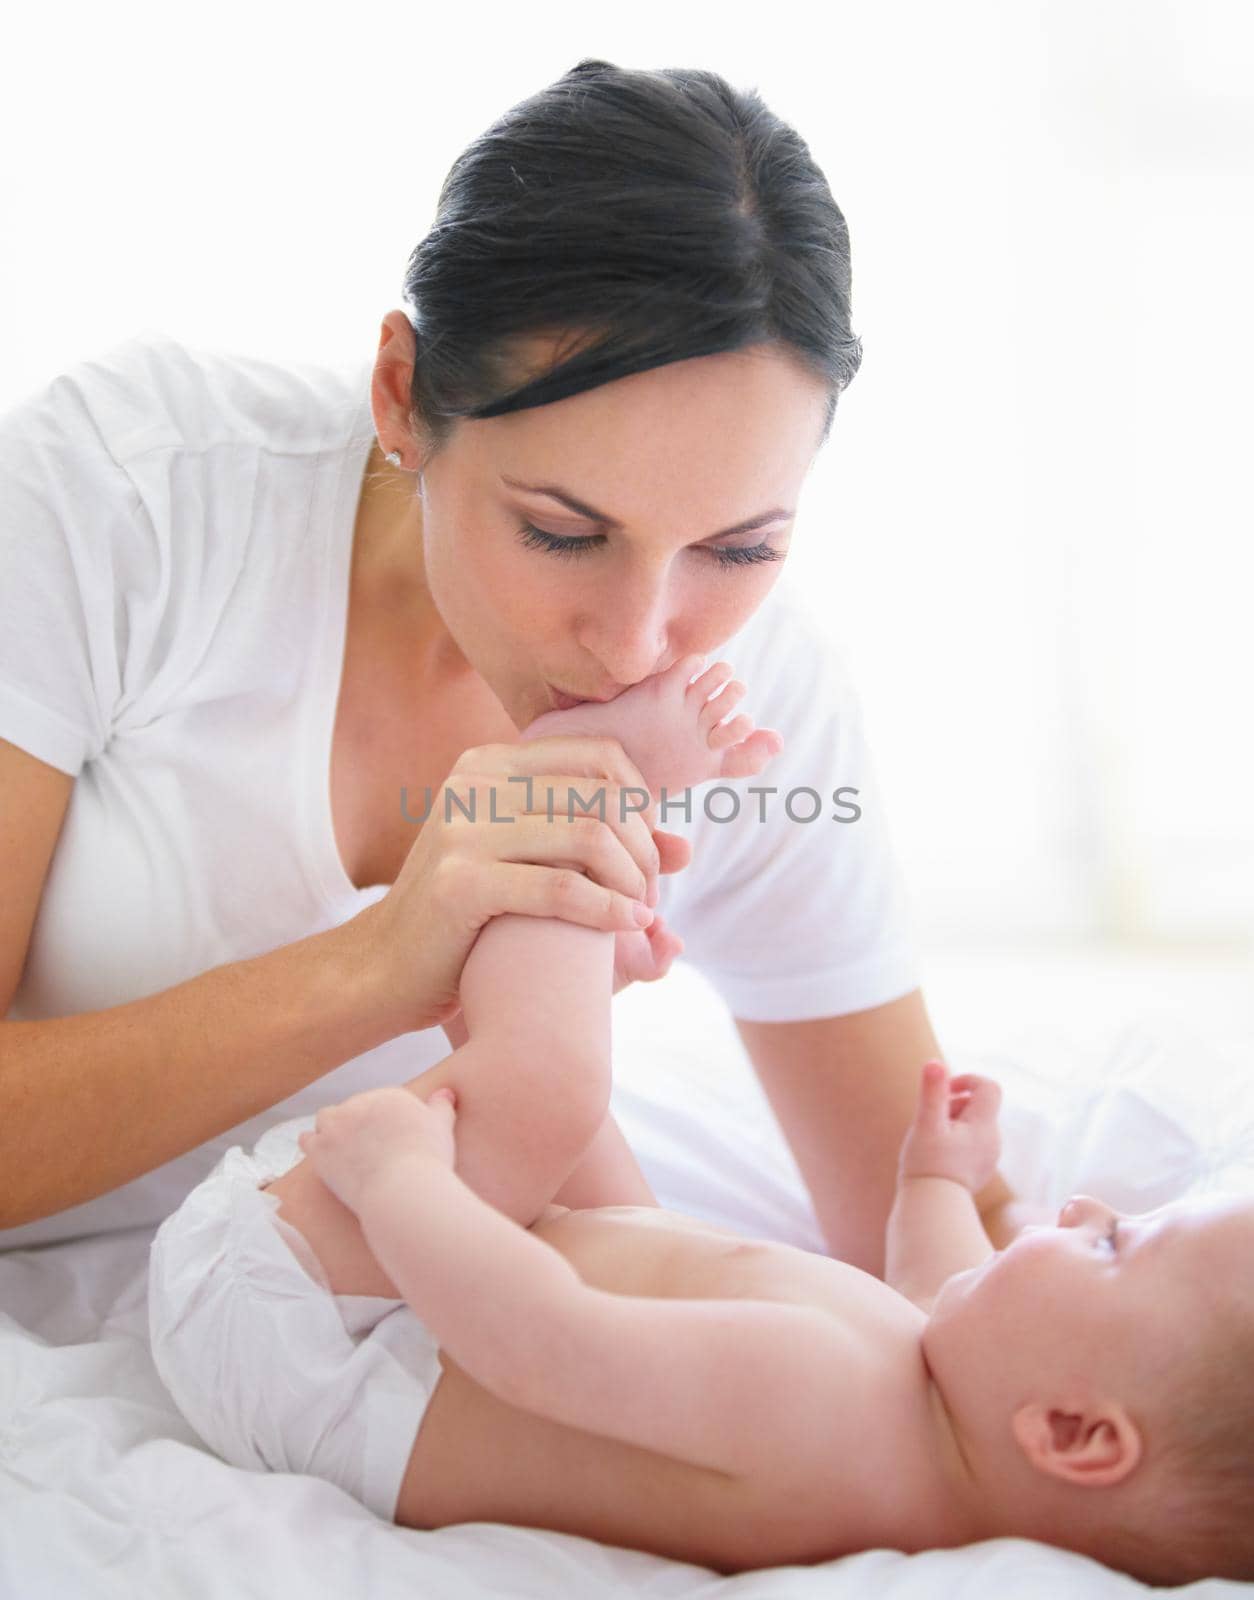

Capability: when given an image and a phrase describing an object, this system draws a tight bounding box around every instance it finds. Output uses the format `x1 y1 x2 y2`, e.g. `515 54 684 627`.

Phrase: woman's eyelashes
514 522 786 569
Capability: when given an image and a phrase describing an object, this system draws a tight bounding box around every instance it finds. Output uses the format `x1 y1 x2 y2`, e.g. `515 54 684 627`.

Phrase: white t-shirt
0 332 921 1248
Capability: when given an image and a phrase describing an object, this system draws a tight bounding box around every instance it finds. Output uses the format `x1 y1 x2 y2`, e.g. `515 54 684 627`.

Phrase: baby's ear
1010 1399 1143 1488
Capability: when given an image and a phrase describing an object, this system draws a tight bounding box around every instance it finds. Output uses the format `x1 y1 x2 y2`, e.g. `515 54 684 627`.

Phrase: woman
0 59 1037 1264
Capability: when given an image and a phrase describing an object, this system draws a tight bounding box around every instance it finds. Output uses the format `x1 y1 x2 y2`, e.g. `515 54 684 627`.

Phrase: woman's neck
352 440 461 671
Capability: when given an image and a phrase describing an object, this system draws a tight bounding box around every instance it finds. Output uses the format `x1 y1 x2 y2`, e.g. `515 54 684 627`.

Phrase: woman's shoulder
1 330 370 468
0 335 372 770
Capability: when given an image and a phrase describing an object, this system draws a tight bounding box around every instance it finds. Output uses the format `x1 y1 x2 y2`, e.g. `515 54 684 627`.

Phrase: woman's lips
546 681 616 710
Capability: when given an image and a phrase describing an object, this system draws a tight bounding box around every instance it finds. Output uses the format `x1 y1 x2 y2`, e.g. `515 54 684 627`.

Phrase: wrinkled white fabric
4 956 1254 1594
147 1113 442 1522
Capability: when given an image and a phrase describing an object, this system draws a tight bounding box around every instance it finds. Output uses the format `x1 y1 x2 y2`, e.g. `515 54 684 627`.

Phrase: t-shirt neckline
303 367 381 912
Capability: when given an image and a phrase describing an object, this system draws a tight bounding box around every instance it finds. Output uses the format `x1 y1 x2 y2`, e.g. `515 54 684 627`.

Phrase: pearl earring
384 449 402 468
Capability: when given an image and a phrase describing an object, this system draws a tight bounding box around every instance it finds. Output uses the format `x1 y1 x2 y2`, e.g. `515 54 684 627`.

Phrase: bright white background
2 1 1251 1001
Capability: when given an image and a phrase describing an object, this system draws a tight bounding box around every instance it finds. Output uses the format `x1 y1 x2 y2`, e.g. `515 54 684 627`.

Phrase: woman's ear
1011 1398 1143 1488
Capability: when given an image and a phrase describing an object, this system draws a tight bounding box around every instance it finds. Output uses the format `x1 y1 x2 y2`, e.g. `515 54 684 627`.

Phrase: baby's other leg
431 903 654 1210
397 1026 607 1230
266 910 615 1286
399 910 617 1229
442 921 656 1209
550 1109 659 1208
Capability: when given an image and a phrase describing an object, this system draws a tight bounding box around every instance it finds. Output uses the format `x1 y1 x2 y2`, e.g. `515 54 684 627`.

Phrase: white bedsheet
2 948 1252 1599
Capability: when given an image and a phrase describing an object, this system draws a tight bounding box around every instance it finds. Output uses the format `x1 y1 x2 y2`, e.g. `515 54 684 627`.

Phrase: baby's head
922 1190 1254 1585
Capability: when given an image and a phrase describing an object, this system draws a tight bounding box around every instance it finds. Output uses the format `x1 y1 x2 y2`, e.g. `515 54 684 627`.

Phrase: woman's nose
576 602 671 686
576 557 725 684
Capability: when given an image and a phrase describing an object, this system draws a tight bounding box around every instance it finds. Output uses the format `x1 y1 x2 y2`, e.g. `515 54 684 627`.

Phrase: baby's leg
402 910 618 1229
438 987 656 1208
550 1110 659 1208
425 654 783 1214
397 1027 608 1229
264 917 614 1292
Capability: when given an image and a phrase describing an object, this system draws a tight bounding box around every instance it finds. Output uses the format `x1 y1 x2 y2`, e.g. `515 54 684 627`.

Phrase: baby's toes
720 727 784 779
708 710 754 750
671 653 710 690
687 659 735 706
700 679 746 735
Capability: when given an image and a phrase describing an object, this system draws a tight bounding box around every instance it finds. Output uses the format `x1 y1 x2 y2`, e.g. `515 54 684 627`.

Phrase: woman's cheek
703 566 783 640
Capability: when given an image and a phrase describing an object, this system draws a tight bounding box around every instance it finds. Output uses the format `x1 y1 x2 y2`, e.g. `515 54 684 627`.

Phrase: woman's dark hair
400 59 862 461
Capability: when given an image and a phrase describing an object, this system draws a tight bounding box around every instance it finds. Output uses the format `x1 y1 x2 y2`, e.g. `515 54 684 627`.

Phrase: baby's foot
522 654 784 795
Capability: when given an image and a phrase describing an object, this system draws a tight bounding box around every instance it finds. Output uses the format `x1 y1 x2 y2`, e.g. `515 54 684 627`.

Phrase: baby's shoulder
714 1288 943 1563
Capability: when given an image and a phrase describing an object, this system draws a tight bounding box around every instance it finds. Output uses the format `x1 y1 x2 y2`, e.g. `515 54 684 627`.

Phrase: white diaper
147 1113 444 1521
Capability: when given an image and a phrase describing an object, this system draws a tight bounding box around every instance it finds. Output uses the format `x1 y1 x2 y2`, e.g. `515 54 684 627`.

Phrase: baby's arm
884 1062 999 1313
886 1178 994 1311
363 1135 861 1478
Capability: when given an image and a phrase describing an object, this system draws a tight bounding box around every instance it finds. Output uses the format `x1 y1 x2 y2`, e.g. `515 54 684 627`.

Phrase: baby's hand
296 1084 458 1216
896 1060 1002 1194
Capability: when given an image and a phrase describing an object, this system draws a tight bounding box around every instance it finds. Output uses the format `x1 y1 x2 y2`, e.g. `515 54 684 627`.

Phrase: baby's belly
532 1205 917 1334
529 1202 757 1297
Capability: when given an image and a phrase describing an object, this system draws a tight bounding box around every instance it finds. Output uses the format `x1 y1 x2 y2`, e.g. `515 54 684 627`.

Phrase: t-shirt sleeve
659 599 923 1023
0 371 150 775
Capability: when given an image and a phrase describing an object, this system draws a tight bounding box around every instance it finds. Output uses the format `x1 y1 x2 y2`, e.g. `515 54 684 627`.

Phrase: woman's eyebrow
500 474 794 538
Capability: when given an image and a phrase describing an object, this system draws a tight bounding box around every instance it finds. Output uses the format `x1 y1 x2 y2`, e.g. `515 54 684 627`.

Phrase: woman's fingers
365 732 689 1033
445 771 659 903
451 738 662 892
654 828 692 876
486 860 654 932
456 734 660 839
493 811 656 906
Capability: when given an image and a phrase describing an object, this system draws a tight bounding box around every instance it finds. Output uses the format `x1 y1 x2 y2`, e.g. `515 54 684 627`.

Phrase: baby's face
923 1190 1254 1397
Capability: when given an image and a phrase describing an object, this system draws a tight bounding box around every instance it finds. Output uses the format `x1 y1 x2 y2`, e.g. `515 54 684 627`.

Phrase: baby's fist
897 1060 1002 1194
296 1084 459 1217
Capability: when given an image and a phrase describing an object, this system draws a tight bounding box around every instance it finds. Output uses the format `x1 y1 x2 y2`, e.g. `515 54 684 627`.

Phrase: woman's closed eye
515 522 786 570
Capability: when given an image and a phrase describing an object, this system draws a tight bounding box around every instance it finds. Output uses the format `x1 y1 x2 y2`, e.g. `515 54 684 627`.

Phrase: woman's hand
897 1059 1003 1196
296 1085 458 1216
347 736 692 1035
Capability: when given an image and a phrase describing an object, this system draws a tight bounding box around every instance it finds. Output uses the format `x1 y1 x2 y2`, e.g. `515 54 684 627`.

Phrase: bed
3 943 1252 1598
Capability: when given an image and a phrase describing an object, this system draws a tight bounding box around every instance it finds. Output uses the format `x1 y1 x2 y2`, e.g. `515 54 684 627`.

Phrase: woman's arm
0 917 399 1229
735 988 1026 1276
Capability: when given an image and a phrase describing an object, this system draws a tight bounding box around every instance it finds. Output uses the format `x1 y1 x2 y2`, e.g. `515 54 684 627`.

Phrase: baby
148 657 1254 1584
